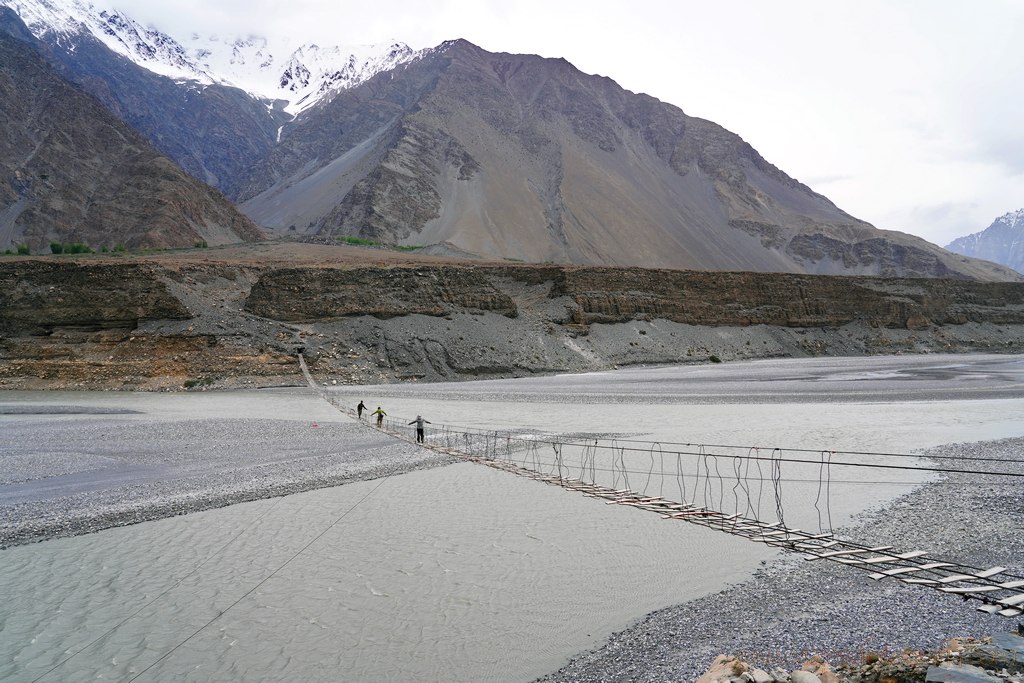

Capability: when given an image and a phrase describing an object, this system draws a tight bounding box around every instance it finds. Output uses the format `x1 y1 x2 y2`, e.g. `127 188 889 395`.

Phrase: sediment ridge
3 248 1024 390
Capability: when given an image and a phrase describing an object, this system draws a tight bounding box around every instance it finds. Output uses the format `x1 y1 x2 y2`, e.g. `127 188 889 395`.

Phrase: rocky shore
538 437 1024 682
695 630 1024 682
0 393 454 547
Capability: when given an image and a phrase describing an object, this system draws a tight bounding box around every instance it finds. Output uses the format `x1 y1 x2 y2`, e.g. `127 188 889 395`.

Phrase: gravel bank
537 437 1024 682
0 394 454 547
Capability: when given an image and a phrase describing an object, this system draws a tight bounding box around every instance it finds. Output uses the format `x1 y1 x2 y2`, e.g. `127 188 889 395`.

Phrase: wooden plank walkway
419 440 1024 619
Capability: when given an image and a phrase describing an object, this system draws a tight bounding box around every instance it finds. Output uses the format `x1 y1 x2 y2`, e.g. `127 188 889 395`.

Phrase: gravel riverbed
0 391 454 547
537 437 1024 682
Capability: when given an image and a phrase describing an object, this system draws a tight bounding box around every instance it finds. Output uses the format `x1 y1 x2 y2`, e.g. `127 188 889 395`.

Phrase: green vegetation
709 354 723 363
50 242 94 254
335 235 421 252
113 244 126 253
193 240 208 248
183 376 217 389
16 244 30 255
336 235 377 246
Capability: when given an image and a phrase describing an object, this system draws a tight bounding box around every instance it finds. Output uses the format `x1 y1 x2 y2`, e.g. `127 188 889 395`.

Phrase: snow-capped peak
183 34 416 114
2 0 208 81
1 0 416 115
993 208 1024 230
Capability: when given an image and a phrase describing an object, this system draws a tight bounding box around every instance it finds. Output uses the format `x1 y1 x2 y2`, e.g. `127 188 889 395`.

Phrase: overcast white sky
113 0 1023 246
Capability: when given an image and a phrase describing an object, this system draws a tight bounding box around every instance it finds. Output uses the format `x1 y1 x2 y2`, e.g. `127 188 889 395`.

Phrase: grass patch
336 235 421 252
336 235 378 247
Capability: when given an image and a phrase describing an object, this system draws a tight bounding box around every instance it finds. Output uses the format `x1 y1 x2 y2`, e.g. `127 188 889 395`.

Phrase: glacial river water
2 354 1024 682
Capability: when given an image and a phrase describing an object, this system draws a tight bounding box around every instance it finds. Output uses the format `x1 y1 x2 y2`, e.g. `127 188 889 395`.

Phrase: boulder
925 662 1003 682
697 654 748 683
790 671 821 683
962 632 1024 674
800 656 838 683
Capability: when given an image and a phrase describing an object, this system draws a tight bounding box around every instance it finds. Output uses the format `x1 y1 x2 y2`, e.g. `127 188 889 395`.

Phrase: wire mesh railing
313 368 1024 619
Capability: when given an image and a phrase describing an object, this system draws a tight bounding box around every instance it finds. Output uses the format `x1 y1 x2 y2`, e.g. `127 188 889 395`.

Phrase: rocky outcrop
695 632 1024 682
3 254 1024 390
245 266 518 321
0 261 190 335
546 267 1024 328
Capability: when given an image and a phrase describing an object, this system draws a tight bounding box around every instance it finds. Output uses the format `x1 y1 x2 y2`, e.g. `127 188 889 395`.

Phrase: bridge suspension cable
323 392 1024 621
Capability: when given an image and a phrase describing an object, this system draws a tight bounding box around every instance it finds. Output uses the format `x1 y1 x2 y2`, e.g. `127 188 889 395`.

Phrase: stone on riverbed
926 662 1005 682
962 632 1024 674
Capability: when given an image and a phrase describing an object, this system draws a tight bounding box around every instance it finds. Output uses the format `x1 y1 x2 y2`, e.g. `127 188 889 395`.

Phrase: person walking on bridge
408 415 431 443
356 400 366 420
371 406 386 428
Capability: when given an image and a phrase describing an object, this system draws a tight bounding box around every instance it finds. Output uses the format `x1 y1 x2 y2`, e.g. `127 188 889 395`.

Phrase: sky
112 0 1023 247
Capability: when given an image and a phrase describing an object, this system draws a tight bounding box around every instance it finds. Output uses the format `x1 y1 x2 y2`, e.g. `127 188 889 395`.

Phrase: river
2 354 1023 682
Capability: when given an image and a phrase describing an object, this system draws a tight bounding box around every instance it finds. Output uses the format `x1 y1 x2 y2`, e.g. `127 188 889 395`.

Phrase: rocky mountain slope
0 11 264 252
0 5 284 196
946 209 1024 275
1 2 1017 280
0 0 416 194
239 40 1017 281
2 246 1023 391
1 0 416 115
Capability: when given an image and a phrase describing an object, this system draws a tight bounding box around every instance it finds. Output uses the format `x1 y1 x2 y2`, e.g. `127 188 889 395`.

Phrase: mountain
945 209 1024 274
0 9 263 251
1 0 415 114
238 40 1017 280
0 0 414 194
2 2 1018 281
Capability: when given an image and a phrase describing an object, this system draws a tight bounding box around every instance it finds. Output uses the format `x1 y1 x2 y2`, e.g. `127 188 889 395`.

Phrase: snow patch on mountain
1 0 415 114
183 33 415 114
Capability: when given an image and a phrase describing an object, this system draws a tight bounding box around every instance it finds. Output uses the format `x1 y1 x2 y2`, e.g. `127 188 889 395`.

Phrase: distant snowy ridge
945 208 1024 274
0 0 416 114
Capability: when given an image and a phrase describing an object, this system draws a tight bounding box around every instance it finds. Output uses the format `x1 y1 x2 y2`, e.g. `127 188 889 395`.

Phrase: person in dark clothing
408 415 431 443
357 400 366 419
371 406 386 428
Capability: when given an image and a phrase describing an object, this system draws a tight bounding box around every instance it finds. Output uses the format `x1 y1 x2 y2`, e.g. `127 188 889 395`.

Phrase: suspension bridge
304 360 1024 621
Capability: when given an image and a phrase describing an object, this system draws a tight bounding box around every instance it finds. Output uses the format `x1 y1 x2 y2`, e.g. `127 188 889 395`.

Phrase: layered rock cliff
2 251 1023 390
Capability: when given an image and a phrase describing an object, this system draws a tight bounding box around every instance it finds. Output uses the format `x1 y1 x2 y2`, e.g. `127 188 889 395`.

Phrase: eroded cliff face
245 267 518 321
2 257 1024 390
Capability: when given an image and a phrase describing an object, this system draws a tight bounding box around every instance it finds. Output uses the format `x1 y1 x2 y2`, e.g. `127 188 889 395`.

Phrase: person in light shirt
408 415 431 443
